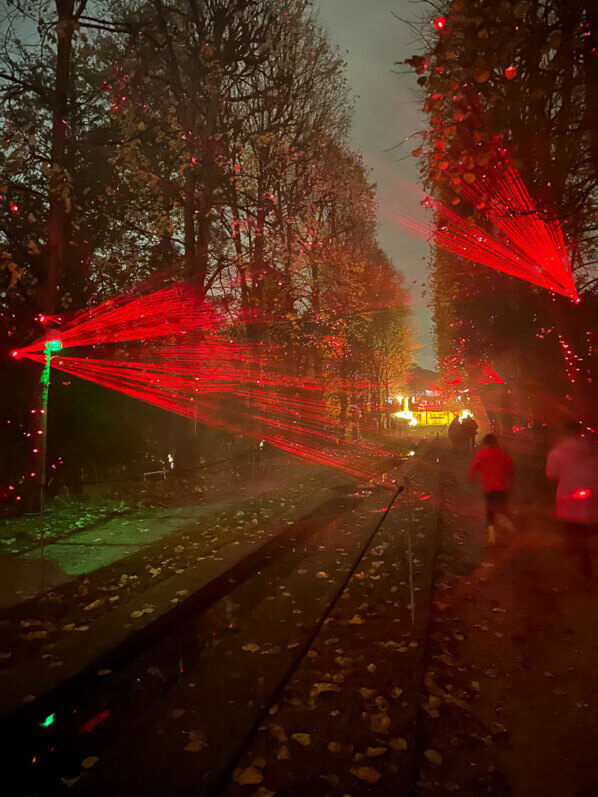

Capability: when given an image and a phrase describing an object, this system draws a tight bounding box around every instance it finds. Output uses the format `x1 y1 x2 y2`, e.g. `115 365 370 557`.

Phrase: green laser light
39 713 56 728
40 340 62 388
44 339 62 354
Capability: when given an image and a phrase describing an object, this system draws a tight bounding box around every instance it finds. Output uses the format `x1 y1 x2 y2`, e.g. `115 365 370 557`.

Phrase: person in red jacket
468 433 515 546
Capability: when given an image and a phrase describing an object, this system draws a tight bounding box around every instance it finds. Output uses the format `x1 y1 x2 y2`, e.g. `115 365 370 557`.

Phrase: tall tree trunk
183 165 197 280
44 0 76 314
582 1 598 182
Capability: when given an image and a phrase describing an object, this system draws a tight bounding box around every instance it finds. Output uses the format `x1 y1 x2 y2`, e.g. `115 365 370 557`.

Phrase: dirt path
414 449 598 796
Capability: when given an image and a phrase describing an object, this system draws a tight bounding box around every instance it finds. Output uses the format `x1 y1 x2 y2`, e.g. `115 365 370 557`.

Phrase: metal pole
39 339 62 591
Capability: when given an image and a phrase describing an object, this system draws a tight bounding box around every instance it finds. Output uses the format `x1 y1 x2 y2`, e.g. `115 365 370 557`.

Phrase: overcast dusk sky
318 0 434 369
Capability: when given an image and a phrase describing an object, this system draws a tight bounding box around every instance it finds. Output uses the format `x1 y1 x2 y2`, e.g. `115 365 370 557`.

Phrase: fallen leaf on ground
310 682 340 699
369 712 391 735
367 746 387 758
291 732 311 746
183 729 205 753
348 614 364 625
390 738 408 751
359 687 376 700
328 741 341 753
350 766 381 784
316 571 328 579
424 749 442 766
276 745 290 760
270 724 287 742
171 709 185 719
242 643 260 653
81 756 99 769
232 767 263 785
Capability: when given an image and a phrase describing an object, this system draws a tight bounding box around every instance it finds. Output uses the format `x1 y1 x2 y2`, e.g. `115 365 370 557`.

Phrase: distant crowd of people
448 414 479 450
457 418 598 580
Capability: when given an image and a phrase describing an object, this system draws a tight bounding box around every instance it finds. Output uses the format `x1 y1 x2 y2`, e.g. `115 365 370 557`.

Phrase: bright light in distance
409 450 416 456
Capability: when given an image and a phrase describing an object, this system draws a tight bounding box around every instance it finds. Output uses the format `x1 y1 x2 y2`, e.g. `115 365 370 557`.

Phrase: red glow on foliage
571 488 591 501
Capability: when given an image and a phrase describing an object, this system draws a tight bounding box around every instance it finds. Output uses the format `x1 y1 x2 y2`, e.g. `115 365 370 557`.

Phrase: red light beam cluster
14 288 396 482
395 161 578 301
17 284 224 356
458 163 577 300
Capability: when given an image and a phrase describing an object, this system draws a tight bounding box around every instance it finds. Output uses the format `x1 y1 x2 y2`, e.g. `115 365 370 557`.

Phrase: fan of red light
12 285 393 481
400 161 578 301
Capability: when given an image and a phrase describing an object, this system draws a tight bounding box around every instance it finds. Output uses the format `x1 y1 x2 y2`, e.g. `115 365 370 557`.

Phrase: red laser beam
478 361 504 385
18 284 225 356
394 161 577 300
457 163 577 300
15 287 399 481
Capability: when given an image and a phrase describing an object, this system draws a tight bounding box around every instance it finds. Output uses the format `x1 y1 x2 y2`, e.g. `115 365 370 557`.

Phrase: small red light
504 65 517 80
10 349 19 359
434 16 446 30
572 488 591 501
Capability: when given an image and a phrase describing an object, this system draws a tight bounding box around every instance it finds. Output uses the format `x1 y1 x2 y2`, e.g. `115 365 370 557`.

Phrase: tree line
404 0 597 427
0 0 412 490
